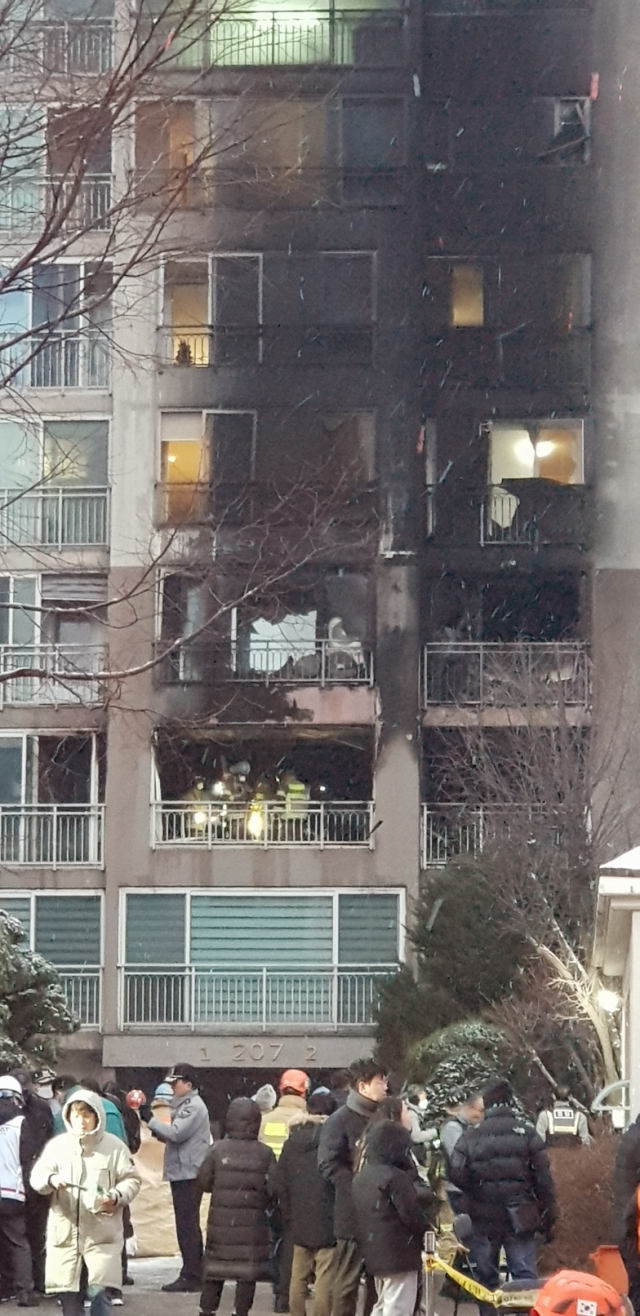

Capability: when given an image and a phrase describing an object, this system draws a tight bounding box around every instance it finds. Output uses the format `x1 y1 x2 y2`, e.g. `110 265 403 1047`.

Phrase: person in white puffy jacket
30 1089 140 1316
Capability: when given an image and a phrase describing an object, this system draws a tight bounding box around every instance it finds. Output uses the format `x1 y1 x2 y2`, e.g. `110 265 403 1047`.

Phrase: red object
126 1089 146 1109
278 1069 309 1096
590 1247 629 1298
533 1270 626 1316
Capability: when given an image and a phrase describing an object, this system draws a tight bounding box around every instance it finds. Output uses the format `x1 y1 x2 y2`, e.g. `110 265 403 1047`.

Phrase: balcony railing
119 964 394 1028
158 9 404 68
0 804 104 867
156 636 373 686
421 803 554 869
59 969 102 1028
422 642 590 710
158 324 373 368
152 801 374 848
0 488 109 548
30 332 110 388
41 20 113 72
48 176 111 231
481 485 588 547
0 645 107 707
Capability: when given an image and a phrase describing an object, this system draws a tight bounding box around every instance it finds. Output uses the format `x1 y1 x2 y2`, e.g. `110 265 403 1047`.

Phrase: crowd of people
0 1059 633 1316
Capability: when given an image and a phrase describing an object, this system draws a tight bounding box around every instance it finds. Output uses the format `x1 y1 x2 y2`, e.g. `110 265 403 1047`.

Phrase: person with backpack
352 1121 430 1316
276 1090 336 1316
197 1097 277 1316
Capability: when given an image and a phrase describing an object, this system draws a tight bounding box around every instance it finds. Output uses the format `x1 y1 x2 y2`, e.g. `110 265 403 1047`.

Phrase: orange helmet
533 1271 627 1316
279 1069 309 1096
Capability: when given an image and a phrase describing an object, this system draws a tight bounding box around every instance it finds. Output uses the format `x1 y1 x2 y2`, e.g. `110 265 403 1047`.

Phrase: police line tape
424 1254 539 1309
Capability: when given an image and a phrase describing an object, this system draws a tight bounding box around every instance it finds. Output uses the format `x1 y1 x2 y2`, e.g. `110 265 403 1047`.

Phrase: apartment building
0 0 606 1094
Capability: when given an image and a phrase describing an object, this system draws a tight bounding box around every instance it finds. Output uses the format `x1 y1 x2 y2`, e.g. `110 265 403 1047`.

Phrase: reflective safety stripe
260 1119 289 1159
548 1105 580 1136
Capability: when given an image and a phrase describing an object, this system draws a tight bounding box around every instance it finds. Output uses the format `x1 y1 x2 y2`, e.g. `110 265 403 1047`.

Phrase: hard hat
279 1069 309 1096
0 1075 24 1100
532 1271 626 1316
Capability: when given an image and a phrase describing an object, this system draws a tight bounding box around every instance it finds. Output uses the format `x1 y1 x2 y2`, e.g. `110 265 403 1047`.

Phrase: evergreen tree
0 910 77 1070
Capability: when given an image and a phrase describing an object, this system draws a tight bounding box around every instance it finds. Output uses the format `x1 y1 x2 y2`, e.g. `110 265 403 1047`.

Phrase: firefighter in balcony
280 771 310 840
535 1086 592 1148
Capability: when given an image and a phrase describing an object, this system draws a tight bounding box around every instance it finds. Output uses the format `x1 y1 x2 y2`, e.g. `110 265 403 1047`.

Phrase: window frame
484 417 586 486
0 888 104 968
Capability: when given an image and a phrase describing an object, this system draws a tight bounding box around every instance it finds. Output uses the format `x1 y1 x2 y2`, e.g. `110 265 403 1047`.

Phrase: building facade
0 0 609 1094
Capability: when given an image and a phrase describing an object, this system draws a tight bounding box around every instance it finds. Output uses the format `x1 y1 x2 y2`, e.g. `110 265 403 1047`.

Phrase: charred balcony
421 640 590 725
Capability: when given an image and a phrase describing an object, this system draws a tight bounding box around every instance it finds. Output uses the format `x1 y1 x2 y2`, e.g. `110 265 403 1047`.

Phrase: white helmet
0 1075 24 1100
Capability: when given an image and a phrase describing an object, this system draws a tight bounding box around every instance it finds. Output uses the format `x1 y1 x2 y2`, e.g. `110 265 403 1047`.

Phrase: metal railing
422 642 590 709
159 9 404 68
157 324 373 367
30 332 110 388
421 803 552 869
48 176 111 231
157 636 373 685
59 969 102 1028
152 800 374 847
119 964 394 1028
480 485 587 546
0 644 107 707
41 20 113 72
0 488 109 547
0 804 104 867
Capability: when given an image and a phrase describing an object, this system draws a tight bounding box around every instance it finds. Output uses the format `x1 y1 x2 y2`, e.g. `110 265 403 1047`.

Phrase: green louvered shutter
125 893 186 964
34 895 101 966
338 894 399 965
0 896 31 943
190 895 333 967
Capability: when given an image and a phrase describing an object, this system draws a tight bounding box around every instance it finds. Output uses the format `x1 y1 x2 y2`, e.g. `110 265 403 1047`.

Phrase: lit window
451 263 484 327
489 420 584 486
160 412 209 524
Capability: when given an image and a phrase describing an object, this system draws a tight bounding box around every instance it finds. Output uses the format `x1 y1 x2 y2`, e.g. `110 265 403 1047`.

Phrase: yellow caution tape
424 1255 538 1309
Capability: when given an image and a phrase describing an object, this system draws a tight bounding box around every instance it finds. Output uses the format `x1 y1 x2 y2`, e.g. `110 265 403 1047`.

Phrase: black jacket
198 1097 278 1282
612 1115 640 1248
352 1123 429 1276
450 1102 556 1237
318 1089 379 1240
22 1091 54 1168
277 1116 335 1250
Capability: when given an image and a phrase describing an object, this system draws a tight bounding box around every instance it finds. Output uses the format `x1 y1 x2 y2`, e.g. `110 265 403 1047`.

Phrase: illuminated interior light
247 809 264 838
513 437 535 469
535 440 555 458
193 809 207 826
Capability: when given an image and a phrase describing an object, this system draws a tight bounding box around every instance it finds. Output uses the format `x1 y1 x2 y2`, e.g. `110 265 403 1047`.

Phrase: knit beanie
252 1083 277 1112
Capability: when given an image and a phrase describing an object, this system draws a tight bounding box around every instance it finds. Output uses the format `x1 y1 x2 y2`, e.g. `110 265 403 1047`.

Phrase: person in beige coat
30 1089 140 1316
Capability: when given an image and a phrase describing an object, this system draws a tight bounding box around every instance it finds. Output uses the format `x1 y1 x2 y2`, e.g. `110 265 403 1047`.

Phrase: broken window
154 730 373 802
233 570 372 680
158 572 213 681
542 98 591 165
211 254 261 365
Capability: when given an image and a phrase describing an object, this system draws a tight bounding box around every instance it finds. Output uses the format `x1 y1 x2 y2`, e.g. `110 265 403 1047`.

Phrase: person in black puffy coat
612 1114 640 1315
450 1078 556 1316
352 1121 429 1316
197 1097 278 1316
276 1091 336 1316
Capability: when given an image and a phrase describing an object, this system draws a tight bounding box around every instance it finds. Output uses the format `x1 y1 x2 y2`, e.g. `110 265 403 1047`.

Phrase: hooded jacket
198 1097 278 1282
352 1123 428 1276
450 1101 556 1237
612 1115 640 1249
318 1088 378 1240
30 1088 141 1292
148 1087 210 1181
276 1115 335 1250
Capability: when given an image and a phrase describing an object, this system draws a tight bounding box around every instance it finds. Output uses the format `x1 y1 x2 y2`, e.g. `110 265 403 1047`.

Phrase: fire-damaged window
232 570 373 683
423 256 590 333
157 572 217 682
484 420 585 544
158 410 255 525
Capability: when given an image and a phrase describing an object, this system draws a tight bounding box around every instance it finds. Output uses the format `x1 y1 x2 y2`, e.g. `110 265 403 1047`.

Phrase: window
0 731 103 805
135 102 197 204
160 412 210 524
341 98 404 202
0 105 44 230
27 261 112 388
0 418 108 490
158 573 212 681
488 420 584 486
159 411 255 524
212 255 261 365
164 260 209 365
545 98 591 165
211 100 326 174
0 893 101 967
0 576 37 646
451 264 484 327
264 253 374 326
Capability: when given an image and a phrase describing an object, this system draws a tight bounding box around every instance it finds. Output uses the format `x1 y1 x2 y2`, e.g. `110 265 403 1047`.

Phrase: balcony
0 645 107 707
158 9 404 68
421 803 553 869
152 800 374 848
0 805 104 867
158 324 374 368
59 969 102 1028
119 964 393 1029
48 176 111 231
480 484 588 548
41 20 113 73
30 332 110 388
0 488 109 548
156 636 373 686
422 642 590 714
